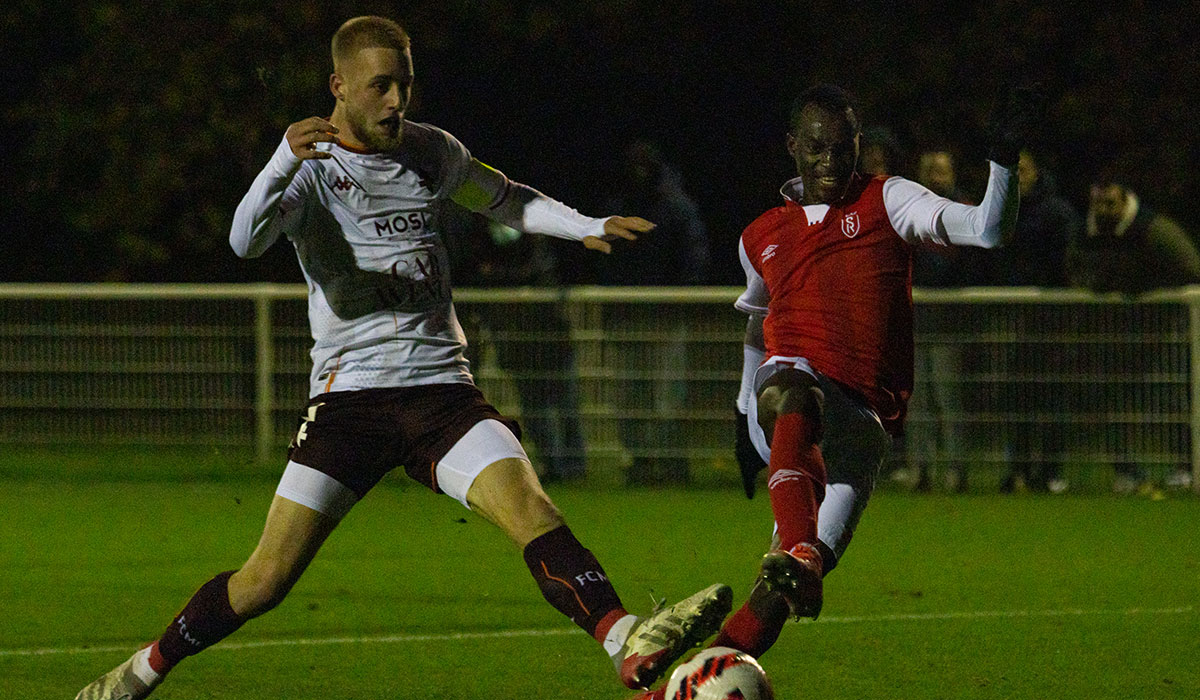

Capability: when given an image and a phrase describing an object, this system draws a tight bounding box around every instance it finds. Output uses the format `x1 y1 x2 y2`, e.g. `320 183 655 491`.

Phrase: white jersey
231 121 477 397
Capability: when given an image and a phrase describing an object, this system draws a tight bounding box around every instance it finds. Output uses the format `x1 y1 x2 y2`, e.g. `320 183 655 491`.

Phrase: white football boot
75 648 161 700
616 583 733 689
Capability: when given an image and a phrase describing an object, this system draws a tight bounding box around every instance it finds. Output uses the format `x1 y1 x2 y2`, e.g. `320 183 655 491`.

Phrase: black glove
735 408 768 499
986 84 1046 168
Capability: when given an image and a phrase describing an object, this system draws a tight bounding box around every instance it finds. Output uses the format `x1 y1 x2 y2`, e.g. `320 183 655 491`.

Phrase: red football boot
760 542 823 620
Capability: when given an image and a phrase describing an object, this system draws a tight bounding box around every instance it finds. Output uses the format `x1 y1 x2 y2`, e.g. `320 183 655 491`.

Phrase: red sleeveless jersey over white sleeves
740 175 913 430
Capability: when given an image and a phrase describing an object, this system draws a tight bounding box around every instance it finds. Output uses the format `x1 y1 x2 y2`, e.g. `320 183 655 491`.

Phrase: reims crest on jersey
841 211 861 238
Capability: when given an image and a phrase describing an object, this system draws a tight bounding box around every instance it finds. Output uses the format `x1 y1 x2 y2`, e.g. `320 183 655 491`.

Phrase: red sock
767 412 826 551
147 641 170 675
592 608 631 645
710 593 788 658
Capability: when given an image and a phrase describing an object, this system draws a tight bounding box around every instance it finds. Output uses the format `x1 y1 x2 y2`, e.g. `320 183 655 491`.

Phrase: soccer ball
664 646 775 700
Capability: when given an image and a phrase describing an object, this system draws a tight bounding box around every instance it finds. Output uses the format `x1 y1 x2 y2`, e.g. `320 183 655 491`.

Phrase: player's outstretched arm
733 237 770 497
885 86 1044 251
451 159 654 254
230 118 335 258
583 216 656 254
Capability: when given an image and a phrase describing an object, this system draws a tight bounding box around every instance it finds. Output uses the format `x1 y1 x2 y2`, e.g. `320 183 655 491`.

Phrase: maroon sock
154 570 245 670
523 526 626 638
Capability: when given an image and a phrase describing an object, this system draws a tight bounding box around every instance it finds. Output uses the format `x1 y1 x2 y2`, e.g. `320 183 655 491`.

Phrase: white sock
603 613 639 658
130 646 163 686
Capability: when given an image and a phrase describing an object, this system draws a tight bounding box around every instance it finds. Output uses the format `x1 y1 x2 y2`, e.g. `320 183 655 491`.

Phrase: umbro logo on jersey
768 468 805 489
841 211 861 238
331 176 356 192
761 244 779 262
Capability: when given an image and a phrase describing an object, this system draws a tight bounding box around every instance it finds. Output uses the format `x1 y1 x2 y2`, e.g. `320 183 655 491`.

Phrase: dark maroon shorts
286 383 521 498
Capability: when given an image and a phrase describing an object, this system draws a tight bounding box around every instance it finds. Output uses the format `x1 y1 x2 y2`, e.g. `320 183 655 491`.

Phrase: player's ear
330 72 345 101
785 132 799 159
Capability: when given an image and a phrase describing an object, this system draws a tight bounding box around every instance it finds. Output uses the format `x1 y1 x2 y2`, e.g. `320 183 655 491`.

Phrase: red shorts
286 383 521 498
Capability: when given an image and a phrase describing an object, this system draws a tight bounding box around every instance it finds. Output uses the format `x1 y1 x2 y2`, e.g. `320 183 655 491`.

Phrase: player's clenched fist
285 117 340 160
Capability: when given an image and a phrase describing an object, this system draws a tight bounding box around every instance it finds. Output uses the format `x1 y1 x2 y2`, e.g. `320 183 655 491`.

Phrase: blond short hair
331 16 410 68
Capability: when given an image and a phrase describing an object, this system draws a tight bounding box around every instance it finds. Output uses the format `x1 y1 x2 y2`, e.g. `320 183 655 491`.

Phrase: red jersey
740 175 913 430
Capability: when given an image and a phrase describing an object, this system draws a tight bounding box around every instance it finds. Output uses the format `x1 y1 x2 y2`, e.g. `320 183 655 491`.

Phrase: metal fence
2 284 1198 489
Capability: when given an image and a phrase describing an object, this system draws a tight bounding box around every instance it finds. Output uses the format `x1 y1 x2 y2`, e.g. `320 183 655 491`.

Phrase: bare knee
757 369 824 443
229 561 295 618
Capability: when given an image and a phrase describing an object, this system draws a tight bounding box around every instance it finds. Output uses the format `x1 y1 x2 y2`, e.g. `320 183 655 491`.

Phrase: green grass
1 451 1197 699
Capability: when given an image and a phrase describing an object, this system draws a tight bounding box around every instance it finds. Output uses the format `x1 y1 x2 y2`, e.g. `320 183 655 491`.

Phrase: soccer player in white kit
75 16 731 700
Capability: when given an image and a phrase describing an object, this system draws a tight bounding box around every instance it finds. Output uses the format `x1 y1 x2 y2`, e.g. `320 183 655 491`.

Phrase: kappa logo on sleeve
331 175 357 192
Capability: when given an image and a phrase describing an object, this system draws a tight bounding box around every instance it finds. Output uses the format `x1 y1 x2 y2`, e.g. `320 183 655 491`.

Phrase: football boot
75 649 160 700
760 542 823 620
616 583 733 689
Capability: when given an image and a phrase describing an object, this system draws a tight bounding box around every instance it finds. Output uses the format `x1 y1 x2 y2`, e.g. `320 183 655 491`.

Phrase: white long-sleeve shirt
231 121 605 397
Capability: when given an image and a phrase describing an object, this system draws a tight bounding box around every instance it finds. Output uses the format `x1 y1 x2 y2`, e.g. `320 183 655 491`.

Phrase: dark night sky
3 1 1197 283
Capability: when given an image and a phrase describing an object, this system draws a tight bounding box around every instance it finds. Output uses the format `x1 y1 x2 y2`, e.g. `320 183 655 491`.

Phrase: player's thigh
748 356 821 458
467 457 565 547
244 492 341 573
820 381 890 485
229 492 342 614
442 420 564 546
816 378 891 558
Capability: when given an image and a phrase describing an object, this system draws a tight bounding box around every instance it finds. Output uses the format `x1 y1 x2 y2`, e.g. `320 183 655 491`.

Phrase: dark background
3 0 1197 284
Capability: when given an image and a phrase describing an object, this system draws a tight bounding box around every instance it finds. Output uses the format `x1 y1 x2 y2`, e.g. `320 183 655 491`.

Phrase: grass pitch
1 448 1197 699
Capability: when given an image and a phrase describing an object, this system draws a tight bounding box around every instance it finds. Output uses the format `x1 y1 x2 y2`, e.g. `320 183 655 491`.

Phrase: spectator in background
1070 181 1200 292
600 139 710 484
599 140 710 285
993 149 1077 286
444 206 588 482
1068 180 1199 492
997 149 1081 493
859 126 904 177
904 149 979 492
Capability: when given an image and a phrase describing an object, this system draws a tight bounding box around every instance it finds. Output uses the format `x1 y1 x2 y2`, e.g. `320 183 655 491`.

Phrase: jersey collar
780 176 805 204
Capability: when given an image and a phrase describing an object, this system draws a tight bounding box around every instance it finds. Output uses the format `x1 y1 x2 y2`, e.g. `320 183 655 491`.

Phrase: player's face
788 105 860 205
337 47 414 151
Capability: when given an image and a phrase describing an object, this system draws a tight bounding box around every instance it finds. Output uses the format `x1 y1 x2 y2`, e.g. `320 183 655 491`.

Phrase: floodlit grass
1 450 1197 699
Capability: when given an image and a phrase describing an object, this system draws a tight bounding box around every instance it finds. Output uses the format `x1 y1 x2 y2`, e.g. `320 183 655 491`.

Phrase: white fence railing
2 284 1198 489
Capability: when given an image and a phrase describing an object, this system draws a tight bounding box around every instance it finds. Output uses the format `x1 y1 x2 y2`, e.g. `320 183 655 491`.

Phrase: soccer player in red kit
634 83 1038 698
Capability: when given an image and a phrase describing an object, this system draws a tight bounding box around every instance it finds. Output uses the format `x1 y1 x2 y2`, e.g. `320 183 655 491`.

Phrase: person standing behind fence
443 206 589 482
598 139 711 485
1068 179 1199 493
73 17 736 700
996 149 1080 494
905 148 983 492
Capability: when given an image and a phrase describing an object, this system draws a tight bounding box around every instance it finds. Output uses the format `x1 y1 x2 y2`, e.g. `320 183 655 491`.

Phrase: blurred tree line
2 0 1197 283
